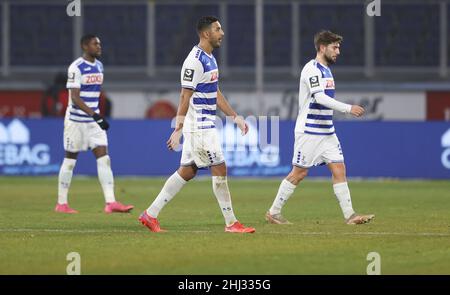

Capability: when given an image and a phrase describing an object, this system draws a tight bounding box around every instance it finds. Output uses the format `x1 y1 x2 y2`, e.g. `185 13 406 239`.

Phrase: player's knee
183 173 196 182
333 174 346 183
93 147 108 159
211 164 227 177
188 170 197 180
288 167 308 184
65 151 78 160
177 167 197 181
296 169 308 181
332 169 346 182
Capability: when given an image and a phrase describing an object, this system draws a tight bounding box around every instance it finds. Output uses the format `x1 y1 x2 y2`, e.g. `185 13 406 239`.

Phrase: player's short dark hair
80 34 98 47
314 30 343 52
197 16 219 33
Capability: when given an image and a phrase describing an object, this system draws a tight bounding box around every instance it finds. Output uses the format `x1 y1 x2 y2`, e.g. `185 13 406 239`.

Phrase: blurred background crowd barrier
0 0 449 178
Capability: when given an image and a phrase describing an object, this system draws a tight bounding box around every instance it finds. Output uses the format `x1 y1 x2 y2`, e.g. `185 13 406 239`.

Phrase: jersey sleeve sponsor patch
66 64 81 89
183 69 195 82
309 75 320 88
67 72 76 83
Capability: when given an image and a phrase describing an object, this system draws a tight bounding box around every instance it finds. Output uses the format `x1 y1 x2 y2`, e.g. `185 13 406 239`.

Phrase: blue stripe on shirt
325 89 335 98
198 125 215 129
309 103 330 110
80 97 100 102
196 82 218 93
193 97 217 105
71 104 98 111
197 117 215 122
69 118 94 123
307 114 333 120
304 130 335 135
201 109 216 115
79 69 101 75
80 84 101 92
69 112 92 118
305 123 334 129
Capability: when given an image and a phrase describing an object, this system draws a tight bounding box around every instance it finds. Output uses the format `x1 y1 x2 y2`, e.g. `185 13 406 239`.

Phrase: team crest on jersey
309 76 319 88
183 69 194 82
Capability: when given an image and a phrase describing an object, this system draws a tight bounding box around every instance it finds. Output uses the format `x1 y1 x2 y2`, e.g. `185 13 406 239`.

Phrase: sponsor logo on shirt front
210 71 219 82
325 79 335 89
83 74 103 84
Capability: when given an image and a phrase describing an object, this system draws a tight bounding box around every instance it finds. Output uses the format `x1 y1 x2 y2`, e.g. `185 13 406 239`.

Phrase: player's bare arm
69 87 109 130
217 88 248 135
167 87 193 151
69 88 95 116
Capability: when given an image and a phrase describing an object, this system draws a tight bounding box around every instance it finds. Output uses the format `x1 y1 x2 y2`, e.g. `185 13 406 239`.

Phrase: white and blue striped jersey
295 59 337 135
180 46 219 132
66 57 104 123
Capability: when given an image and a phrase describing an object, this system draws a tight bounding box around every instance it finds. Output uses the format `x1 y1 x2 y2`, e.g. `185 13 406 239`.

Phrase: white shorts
180 130 225 168
63 119 108 153
292 132 344 168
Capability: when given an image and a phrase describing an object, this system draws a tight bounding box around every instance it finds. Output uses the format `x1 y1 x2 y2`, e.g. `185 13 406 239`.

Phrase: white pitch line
0 228 449 237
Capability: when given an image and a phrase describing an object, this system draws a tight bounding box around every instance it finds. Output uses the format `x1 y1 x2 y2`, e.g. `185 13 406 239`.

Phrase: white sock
97 155 116 203
269 179 297 215
333 182 355 220
146 171 187 218
212 176 237 226
57 158 76 204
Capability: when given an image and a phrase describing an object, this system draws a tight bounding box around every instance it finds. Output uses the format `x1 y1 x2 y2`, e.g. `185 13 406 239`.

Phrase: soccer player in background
266 31 374 225
54 34 134 214
139 16 255 233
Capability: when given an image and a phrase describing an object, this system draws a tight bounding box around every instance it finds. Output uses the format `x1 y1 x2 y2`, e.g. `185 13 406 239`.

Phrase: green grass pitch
0 176 449 274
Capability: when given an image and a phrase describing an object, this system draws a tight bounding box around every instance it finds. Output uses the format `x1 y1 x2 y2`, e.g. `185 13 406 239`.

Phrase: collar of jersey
314 59 330 70
195 45 213 58
81 57 97 66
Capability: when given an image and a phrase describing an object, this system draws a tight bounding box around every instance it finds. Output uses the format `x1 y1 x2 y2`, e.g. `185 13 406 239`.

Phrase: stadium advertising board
0 119 448 178
107 90 426 121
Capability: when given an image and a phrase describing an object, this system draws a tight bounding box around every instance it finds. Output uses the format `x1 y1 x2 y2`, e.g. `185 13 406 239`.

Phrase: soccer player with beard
139 17 255 233
266 31 374 225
